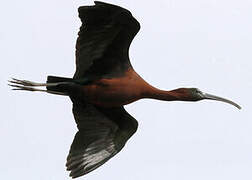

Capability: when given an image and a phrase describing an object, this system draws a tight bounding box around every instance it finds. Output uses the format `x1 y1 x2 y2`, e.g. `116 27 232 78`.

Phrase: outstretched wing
74 1 140 79
66 101 138 178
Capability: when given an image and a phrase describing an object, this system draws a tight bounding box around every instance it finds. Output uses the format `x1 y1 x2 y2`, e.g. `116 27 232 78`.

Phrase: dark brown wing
74 1 140 79
66 100 138 178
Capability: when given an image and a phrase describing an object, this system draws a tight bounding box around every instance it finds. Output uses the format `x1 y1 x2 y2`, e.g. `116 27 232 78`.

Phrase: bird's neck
128 70 193 102
144 87 192 101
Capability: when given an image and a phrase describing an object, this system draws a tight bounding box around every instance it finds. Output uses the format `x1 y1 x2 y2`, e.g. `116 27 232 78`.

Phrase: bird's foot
8 81 67 95
8 83 45 92
8 78 68 96
8 78 46 87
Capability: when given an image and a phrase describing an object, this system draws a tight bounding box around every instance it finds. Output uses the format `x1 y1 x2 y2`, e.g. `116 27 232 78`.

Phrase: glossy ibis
9 1 241 178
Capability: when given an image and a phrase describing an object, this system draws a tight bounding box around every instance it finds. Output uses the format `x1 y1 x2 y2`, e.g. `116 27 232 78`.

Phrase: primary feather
66 101 138 178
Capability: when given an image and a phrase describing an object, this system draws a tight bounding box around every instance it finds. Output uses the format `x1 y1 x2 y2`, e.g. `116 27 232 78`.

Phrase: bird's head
187 88 241 109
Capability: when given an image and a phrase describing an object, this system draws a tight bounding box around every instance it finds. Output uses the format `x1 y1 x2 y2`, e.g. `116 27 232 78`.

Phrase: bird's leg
9 78 60 87
8 78 67 96
8 84 67 95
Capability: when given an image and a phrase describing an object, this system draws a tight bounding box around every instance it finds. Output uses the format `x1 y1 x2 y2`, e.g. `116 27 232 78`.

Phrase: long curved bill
203 93 241 110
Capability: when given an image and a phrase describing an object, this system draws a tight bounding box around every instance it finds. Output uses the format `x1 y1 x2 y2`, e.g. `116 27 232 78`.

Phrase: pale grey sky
1 0 252 180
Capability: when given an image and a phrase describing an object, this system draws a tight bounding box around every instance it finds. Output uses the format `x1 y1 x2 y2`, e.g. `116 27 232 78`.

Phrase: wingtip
94 1 108 5
69 169 87 179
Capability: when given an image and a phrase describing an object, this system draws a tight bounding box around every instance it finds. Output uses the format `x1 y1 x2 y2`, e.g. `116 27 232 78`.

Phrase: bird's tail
46 76 74 93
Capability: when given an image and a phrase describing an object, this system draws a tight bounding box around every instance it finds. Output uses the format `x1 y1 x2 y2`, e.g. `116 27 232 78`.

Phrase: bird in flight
9 1 241 179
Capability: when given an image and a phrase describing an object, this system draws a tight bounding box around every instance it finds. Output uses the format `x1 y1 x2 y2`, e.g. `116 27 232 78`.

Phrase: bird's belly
82 78 143 107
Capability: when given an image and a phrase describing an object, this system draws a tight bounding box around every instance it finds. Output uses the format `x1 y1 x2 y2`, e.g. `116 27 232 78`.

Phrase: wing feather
74 1 140 79
66 101 138 178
